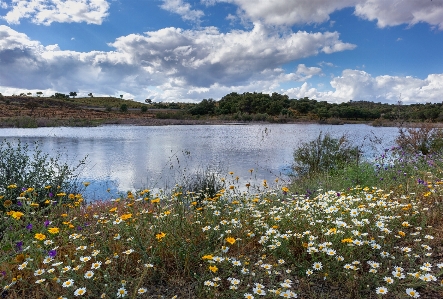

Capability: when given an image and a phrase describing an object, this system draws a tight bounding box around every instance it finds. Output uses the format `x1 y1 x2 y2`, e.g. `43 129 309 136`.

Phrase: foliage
292 132 359 177
188 98 216 115
395 123 443 155
0 140 86 213
51 93 70 100
140 105 148 113
119 103 128 112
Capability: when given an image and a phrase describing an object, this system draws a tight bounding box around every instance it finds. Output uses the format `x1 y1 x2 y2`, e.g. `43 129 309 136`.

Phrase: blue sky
0 0 442 104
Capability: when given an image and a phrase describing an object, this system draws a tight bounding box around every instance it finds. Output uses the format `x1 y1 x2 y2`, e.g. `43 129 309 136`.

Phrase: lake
0 124 398 200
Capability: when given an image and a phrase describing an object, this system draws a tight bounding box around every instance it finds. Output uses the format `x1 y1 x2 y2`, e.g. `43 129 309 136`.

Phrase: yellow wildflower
120 213 132 220
209 265 218 273
11 211 24 220
35 233 46 241
225 237 236 245
48 227 60 234
156 232 166 241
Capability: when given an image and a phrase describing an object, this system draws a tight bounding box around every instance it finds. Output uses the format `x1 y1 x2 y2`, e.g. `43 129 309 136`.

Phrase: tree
141 106 148 113
36 91 43 97
69 92 77 98
145 99 152 104
120 95 123 99
88 93 93 97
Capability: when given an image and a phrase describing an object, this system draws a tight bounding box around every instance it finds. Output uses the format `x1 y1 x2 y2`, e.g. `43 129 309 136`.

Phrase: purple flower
48 250 57 258
16 241 23 251
17 201 22 207
336 192 340 197
44 220 51 227
49 192 54 198
26 223 33 230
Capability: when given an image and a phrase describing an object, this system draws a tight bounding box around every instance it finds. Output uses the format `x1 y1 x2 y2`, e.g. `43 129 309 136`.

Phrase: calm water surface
0 124 398 199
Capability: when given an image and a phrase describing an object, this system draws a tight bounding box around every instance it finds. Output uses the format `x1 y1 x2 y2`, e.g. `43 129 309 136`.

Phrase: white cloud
355 0 443 30
2 0 110 25
160 0 204 23
0 1 8 9
209 0 443 29
215 0 357 26
285 70 443 104
0 24 354 101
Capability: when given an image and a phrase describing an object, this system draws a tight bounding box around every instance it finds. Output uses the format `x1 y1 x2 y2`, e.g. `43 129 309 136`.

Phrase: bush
292 132 359 177
141 105 148 113
0 140 86 212
396 123 443 155
120 104 128 112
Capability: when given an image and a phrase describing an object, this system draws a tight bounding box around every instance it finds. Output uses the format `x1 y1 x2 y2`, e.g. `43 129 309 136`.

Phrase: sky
0 0 442 104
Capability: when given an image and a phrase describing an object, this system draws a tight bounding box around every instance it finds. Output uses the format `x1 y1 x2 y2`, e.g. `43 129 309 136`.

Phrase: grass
1 134 443 298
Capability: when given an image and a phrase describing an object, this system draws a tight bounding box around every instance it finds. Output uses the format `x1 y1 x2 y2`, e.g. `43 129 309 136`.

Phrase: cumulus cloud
355 0 443 30
2 0 110 25
160 0 204 24
285 70 443 104
0 24 354 101
215 0 357 26
210 0 443 29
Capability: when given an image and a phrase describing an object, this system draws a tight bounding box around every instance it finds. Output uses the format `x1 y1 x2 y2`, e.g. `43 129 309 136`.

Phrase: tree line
185 92 443 122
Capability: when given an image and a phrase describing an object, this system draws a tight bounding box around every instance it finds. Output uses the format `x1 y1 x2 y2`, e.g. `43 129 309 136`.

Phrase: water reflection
0 124 398 200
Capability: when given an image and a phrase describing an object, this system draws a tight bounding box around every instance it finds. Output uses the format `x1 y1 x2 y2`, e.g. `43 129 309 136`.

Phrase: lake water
0 124 398 200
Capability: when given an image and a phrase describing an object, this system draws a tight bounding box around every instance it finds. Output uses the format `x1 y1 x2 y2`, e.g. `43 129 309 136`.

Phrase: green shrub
141 105 148 113
292 132 359 177
0 140 86 212
396 123 443 155
120 103 128 112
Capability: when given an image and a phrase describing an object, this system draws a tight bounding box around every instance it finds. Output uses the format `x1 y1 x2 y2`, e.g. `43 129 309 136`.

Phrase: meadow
1 127 443 299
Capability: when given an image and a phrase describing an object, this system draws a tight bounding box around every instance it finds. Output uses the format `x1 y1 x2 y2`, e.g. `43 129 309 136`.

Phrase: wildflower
123 249 134 255
225 237 236 245
11 211 24 220
202 254 213 260
34 233 46 241
62 279 74 287
48 227 60 234
376 287 388 295
244 293 254 299
280 290 297 298
312 262 323 271
383 277 394 284
18 261 28 270
79 256 91 262
91 261 102 269
84 271 94 279
34 269 45 276
116 287 127 297
253 287 266 296
74 287 87 296
209 265 218 273
405 288 419 298
156 232 166 241
35 278 46 284
138 288 147 294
